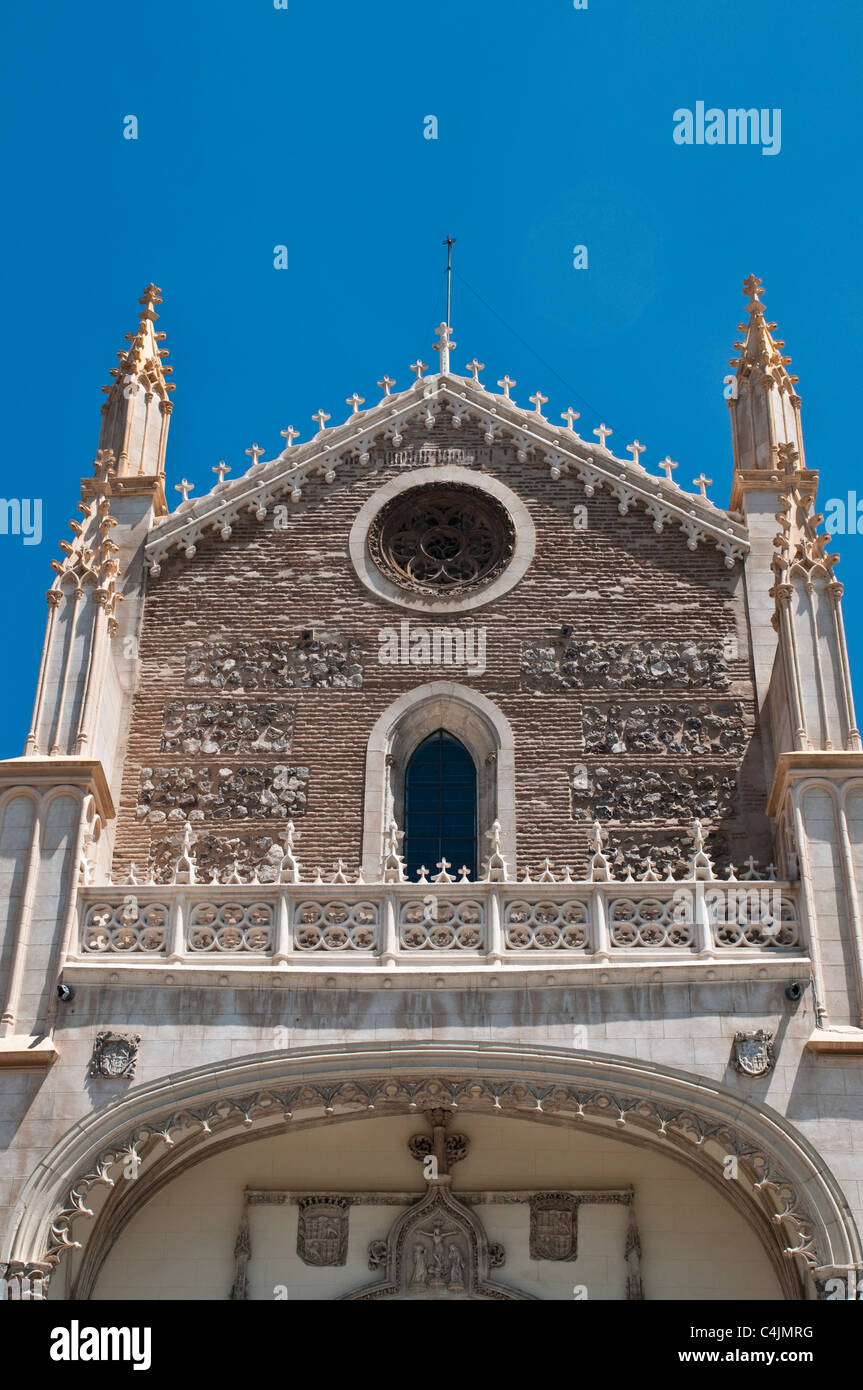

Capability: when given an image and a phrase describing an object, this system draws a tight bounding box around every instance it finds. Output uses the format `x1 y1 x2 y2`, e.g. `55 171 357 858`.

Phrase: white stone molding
348 466 536 614
143 377 749 577
361 682 517 881
5 1043 859 1300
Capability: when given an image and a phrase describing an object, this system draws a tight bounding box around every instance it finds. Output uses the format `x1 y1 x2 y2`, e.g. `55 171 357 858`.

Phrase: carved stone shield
732 1029 775 1077
297 1197 349 1267
529 1194 578 1262
89 1032 140 1079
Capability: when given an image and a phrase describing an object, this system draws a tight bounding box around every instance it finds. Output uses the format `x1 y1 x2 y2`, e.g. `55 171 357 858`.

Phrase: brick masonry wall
112 423 773 879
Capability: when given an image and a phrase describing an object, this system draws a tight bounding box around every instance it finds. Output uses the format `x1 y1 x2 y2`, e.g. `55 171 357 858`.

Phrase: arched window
403 731 477 881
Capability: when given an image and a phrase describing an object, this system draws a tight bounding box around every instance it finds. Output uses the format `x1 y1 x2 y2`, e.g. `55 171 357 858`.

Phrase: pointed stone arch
361 683 517 879
3 1043 860 1301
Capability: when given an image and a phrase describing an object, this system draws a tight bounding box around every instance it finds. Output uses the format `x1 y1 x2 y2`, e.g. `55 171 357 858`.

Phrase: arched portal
3 1043 860 1302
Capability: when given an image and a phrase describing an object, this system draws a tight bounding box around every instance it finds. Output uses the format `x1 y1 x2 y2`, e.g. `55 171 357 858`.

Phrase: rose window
367 484 515 596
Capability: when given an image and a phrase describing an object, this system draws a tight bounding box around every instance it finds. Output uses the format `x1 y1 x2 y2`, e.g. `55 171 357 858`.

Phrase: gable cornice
144 375 749 576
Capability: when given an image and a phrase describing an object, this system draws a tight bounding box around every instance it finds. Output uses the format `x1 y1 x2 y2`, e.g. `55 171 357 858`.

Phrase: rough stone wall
113 423 772 879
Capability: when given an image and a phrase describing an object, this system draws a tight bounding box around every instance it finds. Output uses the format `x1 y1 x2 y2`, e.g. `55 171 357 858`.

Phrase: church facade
1 278 862 1301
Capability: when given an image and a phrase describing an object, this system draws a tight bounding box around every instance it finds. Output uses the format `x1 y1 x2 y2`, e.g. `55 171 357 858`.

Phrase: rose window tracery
367 484 515 597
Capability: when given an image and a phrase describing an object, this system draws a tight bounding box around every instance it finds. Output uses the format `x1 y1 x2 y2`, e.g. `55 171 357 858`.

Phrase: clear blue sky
2 0 862 748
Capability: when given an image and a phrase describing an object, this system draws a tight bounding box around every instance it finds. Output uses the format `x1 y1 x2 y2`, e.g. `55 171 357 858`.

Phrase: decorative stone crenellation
160 700 295 756
572 766 738 824
522 639 731 692
186 634 363 691
583 701 747 757
137 764 309 824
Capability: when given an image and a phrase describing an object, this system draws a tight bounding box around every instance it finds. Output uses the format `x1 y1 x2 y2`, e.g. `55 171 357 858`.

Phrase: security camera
57 983 75 1002
785 982 803 1002
560 625 574 638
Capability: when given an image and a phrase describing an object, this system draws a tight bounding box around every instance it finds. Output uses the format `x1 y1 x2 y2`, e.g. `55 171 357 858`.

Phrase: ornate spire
97 284 174 512
728 275 805 476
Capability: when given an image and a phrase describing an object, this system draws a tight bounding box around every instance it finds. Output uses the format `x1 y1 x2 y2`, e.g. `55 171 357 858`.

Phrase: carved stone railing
74 879 804 971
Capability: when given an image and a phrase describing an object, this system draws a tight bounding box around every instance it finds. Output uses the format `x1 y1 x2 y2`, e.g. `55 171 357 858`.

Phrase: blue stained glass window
404 731 477 882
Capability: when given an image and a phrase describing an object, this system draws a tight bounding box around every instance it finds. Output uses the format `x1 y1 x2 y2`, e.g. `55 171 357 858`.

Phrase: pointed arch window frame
361 683 516 882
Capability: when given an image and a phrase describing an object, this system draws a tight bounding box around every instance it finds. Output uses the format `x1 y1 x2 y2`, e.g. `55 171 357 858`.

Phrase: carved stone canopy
343 1182 529 1301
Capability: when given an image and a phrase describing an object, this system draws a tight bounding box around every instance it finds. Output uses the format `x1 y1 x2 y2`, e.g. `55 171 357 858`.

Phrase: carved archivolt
31 1068 828 1286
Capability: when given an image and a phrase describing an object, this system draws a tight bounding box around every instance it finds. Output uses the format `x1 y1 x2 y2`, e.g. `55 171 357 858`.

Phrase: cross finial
312 409 331 433
742 274 765 313
627 440 646 466
410 360 428 382
466 358 485 385
498 375 516 399
561 407 581 430
212 461 231 487
346 393 365 415
693 473 713 500
245 443 265 467
659 456 678 483
434 323 456 374
280 427 300 448
529 391 548 416
174 478 194 504
593 423 613 449
377 376 396 396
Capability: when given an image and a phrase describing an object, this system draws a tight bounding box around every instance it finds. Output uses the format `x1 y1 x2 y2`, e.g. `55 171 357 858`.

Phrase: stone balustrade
73 879 802 969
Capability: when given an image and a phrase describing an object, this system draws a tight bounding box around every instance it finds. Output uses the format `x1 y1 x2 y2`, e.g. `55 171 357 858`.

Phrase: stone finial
593 423 613 449
312 410 331 433
466 359 485 385
280 427 300 448
433 324 456 374
588 820 612 882
245 443 266 467
410 360 428 382
278 820 301 883
172 821 198 884
382 820 407 883
377 376 396 396
659 456 678 483
174 478 194 504
561 407 580 430
498 376 516 400
688 819 715 881
529 391 548 416
482 820 510 882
